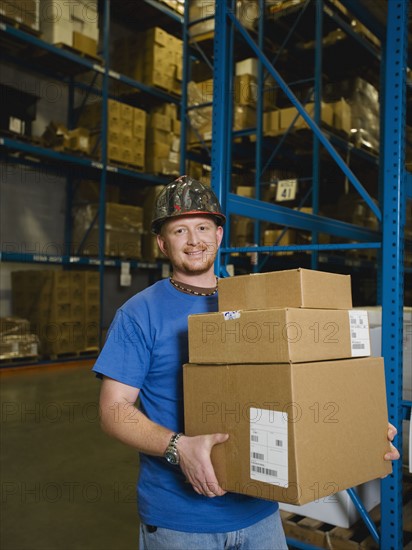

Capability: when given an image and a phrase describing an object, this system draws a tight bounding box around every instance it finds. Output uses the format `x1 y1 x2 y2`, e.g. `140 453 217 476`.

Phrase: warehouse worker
93 175 399 550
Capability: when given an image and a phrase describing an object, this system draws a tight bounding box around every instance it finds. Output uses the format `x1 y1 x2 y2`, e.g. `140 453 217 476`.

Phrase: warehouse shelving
0 0 183 358
197 1 410 549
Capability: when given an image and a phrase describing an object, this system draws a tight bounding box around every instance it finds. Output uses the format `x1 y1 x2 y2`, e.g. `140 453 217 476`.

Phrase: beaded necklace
169 276 218 296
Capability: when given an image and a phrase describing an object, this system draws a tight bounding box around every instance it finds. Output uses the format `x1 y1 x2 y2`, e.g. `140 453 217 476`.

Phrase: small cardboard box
188 308 370 364
218 268 352 311
184 357 391 505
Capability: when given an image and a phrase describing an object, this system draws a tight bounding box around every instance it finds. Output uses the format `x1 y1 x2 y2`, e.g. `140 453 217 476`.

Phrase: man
93 175 399 550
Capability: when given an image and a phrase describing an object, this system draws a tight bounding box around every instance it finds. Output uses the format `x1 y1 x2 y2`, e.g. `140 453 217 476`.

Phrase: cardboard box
188 308 370 364
184 357 391 505
218 269 353 311
279 478 381 528
279 102 334 130
72 31 97 57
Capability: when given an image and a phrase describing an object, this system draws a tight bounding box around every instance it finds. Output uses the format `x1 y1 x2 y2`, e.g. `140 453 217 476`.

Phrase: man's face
156 215 223 278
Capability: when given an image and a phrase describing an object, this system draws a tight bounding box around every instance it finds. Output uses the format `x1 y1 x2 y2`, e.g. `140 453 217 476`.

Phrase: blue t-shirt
93 278 277 533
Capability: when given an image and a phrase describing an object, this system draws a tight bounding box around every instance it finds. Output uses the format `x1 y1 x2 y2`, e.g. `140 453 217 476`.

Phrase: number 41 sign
276 179 297 201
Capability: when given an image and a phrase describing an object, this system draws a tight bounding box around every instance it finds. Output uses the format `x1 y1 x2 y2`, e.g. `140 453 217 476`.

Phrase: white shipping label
250 408 288 487
348 310 371 356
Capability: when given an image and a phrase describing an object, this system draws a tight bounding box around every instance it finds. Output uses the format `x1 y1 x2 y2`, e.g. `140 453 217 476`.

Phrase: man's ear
156 234 169 257
216 225 224 247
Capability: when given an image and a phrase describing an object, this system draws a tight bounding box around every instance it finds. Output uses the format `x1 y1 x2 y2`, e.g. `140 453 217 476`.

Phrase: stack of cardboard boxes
112 27 182 95
39 0 99 58
0 0 39 32
184 268 391 507
146 104 181 175
72 202 144 260
11 270 100 356
77 99 146 169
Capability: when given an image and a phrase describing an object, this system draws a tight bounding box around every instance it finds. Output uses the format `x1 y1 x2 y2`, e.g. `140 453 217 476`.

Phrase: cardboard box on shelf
279 102 334 130
188 308 371 364
184 357 391 505
331 98 351 135
279 478 381 528
72 31 97 57
262 229 296 253
218 268 353 311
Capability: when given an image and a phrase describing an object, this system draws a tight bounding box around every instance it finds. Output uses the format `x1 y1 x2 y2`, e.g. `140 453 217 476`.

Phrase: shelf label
109 70 121 80
70 257 81 263
91 161 104 170
104 260 116 266
89 259 101 265
276 179 297 202
93 64 105 74
107 165 118 173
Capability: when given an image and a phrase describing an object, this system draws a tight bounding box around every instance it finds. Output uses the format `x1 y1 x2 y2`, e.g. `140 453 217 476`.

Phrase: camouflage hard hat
151 175 226 234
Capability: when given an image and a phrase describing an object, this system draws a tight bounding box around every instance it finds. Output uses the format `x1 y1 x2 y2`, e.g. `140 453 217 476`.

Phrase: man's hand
177 433 229 498
384 423 400 461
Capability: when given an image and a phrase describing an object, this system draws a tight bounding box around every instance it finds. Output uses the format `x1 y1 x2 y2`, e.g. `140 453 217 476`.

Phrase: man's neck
171 270 217 288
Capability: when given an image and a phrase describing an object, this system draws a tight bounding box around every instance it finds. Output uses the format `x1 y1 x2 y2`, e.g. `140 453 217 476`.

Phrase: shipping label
348 310 370 356
250 407 288 487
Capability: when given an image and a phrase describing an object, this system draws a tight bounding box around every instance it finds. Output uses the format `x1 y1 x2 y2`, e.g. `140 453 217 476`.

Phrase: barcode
251 435 259 442
252 465 278 477
252 452 265 460
275 439 283 447
350 318 356 324
352 332 357 338
353 343 365 349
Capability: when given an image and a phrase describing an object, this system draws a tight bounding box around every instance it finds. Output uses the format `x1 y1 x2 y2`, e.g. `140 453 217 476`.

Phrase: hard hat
151 175 226 234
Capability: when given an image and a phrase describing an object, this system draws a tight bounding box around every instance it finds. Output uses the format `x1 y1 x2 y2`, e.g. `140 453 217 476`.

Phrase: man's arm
98 376 228 498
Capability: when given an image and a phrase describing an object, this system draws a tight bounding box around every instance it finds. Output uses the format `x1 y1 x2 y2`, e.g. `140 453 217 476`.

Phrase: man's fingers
384 443 400 461
388 423 398 441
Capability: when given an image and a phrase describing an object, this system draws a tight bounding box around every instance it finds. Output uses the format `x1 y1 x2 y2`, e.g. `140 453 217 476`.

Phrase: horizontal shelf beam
227 194 380 241
0 251 159 270
0 136 170 184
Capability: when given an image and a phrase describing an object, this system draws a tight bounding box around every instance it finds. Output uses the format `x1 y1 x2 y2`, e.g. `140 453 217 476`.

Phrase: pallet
0 13 40 37
282 510 378 549
108 160 145 172
283 474 412 549
53 43 102 64
0 355 39 366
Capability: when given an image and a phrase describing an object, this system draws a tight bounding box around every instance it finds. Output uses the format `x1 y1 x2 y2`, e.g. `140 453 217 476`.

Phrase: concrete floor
1 360 140 550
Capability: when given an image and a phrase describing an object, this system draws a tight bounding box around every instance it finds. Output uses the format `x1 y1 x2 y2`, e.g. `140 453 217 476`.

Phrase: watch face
165 450 179 465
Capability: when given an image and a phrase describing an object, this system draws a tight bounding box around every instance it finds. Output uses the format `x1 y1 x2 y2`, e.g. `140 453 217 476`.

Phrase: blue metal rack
205 1 410 548
0 0 181 351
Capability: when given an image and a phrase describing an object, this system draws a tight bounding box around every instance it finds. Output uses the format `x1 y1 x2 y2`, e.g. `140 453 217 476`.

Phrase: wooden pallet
53 42 102 64
283 474 412 549
0 13 40 37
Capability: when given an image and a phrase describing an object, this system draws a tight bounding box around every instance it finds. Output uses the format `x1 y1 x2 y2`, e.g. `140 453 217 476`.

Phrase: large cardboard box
218 268 352 311
188 308 370 364
184 357 391 505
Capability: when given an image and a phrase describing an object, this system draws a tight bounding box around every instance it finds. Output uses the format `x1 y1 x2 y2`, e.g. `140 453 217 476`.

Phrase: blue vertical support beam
311 0 323 270
64 75 76 259
380 1 409 549
252 0 265 273
98 0 110 346
212 0 233 276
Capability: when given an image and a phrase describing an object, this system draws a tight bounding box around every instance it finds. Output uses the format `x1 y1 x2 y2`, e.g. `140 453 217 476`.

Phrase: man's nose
186 229 199 245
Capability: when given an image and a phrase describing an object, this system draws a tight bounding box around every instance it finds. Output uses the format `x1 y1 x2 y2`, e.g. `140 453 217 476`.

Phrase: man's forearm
100 401 173 456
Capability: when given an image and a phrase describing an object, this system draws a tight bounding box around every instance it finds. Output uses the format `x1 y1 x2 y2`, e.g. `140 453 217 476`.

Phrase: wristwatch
164 432 183 465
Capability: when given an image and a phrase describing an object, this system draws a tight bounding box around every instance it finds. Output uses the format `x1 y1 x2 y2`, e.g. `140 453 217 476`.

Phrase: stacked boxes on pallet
39 0 99 57
146 103 180 175
184 268 391 509
77 99 146 169
11 270 100 356
72 203 144 259
0 0 39 32
112 27 182 95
